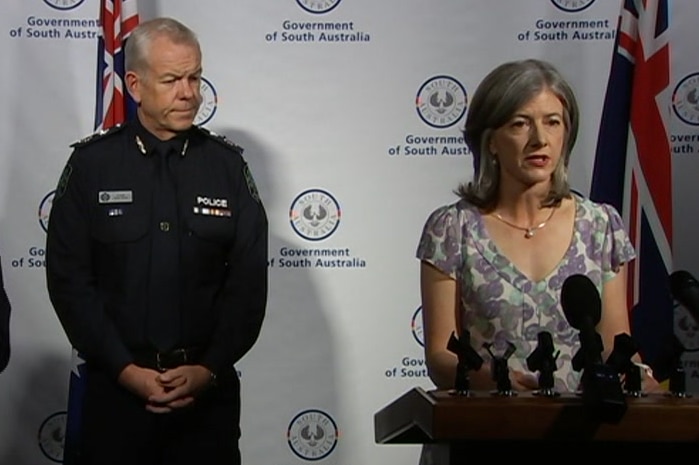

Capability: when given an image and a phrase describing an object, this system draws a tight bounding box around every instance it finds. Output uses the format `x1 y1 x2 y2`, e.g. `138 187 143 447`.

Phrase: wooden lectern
375 387 699 462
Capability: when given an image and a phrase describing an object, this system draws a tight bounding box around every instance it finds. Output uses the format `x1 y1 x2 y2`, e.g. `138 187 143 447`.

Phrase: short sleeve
416 204 463 279
600 203 636 281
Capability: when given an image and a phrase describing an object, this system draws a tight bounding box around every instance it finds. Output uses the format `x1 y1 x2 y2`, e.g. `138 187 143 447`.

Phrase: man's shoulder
192 126 244 155
70 123 128 149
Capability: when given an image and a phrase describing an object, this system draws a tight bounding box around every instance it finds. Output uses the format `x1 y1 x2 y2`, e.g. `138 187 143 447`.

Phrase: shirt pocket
186 214 235 246
91 206 150 244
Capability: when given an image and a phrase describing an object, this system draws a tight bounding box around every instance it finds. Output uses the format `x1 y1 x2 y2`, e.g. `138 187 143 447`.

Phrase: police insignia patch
55 164 73 199
243 164 261 203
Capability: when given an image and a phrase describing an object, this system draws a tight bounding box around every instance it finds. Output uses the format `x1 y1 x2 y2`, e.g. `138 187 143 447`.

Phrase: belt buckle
155 352 167 372
155 348 189 371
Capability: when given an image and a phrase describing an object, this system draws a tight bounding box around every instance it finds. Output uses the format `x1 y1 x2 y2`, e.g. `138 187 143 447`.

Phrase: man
46 17 267 465
0 255 10 373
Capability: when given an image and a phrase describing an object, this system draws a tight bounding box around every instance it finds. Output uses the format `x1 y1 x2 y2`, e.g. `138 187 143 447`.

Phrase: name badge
99 191 133 204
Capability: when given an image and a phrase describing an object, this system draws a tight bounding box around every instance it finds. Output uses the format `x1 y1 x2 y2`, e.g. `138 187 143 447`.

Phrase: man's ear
124 70 141 103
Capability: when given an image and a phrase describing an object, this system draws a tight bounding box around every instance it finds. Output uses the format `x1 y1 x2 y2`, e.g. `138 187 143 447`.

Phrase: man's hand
147 365 215 412
117 363 176 413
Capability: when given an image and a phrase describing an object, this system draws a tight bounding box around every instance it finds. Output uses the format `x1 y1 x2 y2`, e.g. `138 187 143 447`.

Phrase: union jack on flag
590 0 673 378
64 2 139 463
93 0 140 131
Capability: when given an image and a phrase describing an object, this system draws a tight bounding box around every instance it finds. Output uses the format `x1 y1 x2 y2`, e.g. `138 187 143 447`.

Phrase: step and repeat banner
1 0 699 463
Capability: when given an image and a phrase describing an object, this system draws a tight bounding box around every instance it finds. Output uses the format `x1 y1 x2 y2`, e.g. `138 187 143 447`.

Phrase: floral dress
416 193 636 392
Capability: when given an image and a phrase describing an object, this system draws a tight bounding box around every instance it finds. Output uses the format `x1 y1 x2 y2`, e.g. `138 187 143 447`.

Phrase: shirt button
160 221 171 232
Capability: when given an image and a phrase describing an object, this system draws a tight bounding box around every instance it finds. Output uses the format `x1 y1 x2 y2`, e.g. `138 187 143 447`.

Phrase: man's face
126 35 202 140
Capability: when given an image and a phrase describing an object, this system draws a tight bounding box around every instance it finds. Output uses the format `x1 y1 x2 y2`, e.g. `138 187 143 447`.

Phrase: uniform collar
133 117 191 157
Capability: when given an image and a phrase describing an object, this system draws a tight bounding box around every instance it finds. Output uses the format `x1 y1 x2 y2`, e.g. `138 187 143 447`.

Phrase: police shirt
45 118 268 379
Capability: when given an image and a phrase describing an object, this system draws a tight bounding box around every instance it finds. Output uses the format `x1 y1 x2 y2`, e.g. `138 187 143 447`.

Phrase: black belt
132 347 203 372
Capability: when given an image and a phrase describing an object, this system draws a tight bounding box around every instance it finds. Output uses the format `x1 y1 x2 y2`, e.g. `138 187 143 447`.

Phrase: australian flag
63 1 139 464
590 0 673 379
93 0 140 131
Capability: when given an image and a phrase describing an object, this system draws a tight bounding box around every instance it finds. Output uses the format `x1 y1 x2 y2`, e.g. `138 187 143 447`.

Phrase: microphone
561 274 626 423
670 270 699 323
561 274 604 368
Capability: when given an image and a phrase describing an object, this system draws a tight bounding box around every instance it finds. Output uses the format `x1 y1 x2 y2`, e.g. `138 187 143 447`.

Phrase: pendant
524 229 535 238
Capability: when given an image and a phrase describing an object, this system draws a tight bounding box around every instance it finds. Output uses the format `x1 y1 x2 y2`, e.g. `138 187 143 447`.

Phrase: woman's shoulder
573 192 621 218
424 198 478 223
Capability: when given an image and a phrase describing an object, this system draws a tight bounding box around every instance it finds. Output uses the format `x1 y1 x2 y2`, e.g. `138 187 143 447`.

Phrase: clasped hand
118 363 214 413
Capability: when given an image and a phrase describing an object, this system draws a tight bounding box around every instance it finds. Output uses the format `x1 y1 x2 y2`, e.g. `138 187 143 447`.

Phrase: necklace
492 207 556 239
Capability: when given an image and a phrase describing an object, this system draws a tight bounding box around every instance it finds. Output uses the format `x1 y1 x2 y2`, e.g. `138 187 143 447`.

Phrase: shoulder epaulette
70 124 126 148
194 126 244 154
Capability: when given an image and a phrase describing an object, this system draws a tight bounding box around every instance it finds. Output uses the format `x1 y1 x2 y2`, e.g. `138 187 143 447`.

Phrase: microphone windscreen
561 274 602 329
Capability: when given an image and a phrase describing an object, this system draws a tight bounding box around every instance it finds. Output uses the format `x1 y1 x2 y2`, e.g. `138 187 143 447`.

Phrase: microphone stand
446 329 483 396
572 330 627 423
526 331 560 397
483 341 517 397
605 333 644 398
668 336 690 398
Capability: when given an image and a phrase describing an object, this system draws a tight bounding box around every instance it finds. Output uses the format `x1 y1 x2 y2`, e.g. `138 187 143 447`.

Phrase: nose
529 121 548 147
177 79 197 100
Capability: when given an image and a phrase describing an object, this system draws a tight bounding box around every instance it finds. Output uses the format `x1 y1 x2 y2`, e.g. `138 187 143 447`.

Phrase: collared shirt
46 119 268 378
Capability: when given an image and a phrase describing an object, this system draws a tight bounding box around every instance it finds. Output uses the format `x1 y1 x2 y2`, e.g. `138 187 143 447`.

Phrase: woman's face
488 88 566 190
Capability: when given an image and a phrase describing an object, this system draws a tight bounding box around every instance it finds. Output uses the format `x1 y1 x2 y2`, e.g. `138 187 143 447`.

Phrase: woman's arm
420 261 493 390
598 264 661 391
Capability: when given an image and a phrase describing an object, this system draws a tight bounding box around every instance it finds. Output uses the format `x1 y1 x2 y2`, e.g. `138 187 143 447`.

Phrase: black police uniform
46 117 268 465
0 255 10 373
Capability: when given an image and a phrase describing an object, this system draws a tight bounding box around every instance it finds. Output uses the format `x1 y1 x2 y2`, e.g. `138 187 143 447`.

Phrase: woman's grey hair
457 59 579 209
125 17 200 76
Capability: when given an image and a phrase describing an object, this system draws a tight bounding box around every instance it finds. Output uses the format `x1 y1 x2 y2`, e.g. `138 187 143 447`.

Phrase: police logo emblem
39 190 56 233
289 188 341 241
416 75 467 129
43 0 85 11
37 411 66 462
550 0 595 13
296 0 342 15
672 73 699 126
194 77 218 126
287 409 339 461
243 164 261 203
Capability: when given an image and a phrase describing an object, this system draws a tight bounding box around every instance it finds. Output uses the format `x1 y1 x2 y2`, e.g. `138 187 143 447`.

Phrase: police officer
46 17 267 465
0 255 10 373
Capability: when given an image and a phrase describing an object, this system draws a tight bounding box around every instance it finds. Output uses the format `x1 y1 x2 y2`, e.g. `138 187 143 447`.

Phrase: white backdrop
1 1 699 464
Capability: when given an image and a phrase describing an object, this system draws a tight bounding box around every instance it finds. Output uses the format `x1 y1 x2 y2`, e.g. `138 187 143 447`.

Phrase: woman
416 59 658 396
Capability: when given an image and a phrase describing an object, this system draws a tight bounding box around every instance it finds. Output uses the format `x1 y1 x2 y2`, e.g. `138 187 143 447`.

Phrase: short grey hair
457 59 579 209
125 17 201 75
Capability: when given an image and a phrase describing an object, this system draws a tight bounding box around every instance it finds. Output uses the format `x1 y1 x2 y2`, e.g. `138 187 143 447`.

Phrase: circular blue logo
411 307 424 347
296 0 342 14
37 411 66 462
672 73 699 126
289 188 341 241
550 0 595 13
287 409 339 461
39 190 55 233
416 76 467 129
194 77 218 126
43 0 85 11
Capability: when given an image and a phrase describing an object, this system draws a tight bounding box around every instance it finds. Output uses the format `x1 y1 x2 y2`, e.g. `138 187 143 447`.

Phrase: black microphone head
670 270 699 315
561 274 601 329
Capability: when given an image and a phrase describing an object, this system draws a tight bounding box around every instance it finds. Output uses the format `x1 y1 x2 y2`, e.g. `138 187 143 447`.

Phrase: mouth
524 155 550 167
